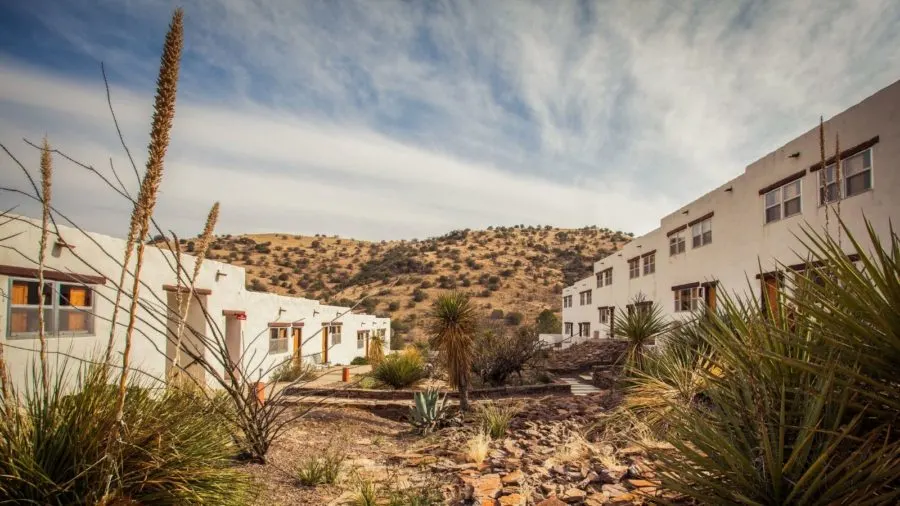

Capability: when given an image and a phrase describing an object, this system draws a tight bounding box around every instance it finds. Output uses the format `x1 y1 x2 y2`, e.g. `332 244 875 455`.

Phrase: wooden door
10 283 28 333
705 284 717 312
762 276 779 316
321 327 328 363
365 332 370 358
67 287 88 331
292 327 302 364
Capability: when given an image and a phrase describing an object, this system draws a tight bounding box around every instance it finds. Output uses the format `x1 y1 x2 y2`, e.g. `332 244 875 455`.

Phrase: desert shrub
617 295 670 371
412 288 427 302
271 360 319 383
627 221 900 504
350 356 369 366
504 311 523 326
408 387 450 434
535 309 560 334
388 301 401 311
372 351 426 389
472 324 544 386
0 364 251 505
489 309 504 320
478 401 518 439
357 376 377 389
296 447 345 486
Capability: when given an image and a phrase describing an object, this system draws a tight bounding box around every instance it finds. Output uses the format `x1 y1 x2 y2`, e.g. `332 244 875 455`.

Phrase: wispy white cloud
1 0 898 240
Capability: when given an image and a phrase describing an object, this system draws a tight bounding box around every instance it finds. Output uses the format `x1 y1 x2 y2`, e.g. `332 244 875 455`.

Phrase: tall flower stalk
172 202 219 381
112 8 183 425
38 137 53 395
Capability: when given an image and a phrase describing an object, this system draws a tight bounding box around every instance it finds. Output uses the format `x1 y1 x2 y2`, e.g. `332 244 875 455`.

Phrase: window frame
357 330 368 349
674 287 701 313
819 148 874 205
598 307 609 324
669 231 686 256
628 258 640 279
7 278 97 339
268 327 289 354
596 268 613 287
330 325 342 345
577 322 591 337
764 179 802 224
691 218 712 249
642 252 655 275
564 322 573 336
579 290 592 305
563 295 572 308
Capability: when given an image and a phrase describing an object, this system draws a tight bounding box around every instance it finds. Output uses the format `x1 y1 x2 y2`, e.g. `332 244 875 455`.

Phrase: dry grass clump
477 401 519 439
464 431 491 465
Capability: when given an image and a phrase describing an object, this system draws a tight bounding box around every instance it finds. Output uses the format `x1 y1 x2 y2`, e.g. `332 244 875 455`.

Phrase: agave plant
638 219 900 505
409 387 449 434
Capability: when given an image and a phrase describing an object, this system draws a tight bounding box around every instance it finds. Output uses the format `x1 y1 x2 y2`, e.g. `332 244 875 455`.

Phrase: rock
609 492 636 503
584 493 608 506
326 491 357 506
541 482 557 495
498 493 526 506
601 484 628 495
561 488 587 503
578 471 600 488
626 479 658 488
501 470 524 485
473 474 503 500
536 498 568 506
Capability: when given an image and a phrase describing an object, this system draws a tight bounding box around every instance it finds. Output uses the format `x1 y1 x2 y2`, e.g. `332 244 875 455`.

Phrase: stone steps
558 376 602 396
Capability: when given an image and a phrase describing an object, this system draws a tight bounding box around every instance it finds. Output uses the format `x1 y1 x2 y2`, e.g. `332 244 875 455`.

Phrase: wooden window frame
7 278 97 339
268 327 289 354
691 217 713 249
628 257 640 279
669 231 686 256
642 251 656 275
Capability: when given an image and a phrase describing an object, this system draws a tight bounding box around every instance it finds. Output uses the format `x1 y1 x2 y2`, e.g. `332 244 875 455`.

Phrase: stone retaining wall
283 382 570 400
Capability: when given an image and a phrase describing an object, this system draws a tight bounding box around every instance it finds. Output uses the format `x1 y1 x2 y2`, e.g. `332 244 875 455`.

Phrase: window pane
846 171 871 196
693 235 701 248
783 197 801 217
703 230 712 245
765 205 781 223
783 180 800 200
60 285 92 307
59 308 93 333
678 240 685 254
842 151 866 177
9 308 54 335
765 190 779 207
692 223 701 236
702 219 711 233
12 280 52 306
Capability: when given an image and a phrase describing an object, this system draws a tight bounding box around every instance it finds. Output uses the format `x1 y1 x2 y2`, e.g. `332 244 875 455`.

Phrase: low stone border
283 381 571 400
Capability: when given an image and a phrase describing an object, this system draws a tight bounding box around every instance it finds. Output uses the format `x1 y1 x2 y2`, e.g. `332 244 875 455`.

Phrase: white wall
0 216 390 392
563 78 900 332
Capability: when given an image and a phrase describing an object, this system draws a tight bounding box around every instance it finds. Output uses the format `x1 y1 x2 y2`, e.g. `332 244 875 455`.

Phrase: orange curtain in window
10 283 28 332
67 287 88 331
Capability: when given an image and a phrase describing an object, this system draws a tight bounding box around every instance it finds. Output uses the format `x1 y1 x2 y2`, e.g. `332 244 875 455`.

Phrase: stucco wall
0 216 390 392
563 78 900 333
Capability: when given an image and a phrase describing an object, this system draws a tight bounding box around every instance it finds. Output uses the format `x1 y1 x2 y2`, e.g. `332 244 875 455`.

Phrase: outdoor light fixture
788 152 800 158
682 210 689 215
215 270 228 280
725 186 733 192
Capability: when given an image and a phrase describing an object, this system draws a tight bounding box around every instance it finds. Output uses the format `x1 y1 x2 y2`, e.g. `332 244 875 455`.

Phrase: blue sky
1 0 899 240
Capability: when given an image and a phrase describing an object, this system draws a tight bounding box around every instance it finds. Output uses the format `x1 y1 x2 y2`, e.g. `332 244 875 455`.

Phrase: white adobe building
0 215 390 392
562 78 900 341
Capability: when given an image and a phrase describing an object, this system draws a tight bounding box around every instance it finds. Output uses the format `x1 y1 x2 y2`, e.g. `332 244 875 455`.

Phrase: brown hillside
178 225 630 342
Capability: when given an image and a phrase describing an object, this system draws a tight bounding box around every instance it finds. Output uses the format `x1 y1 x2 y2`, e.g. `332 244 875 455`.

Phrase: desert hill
189 225 630 343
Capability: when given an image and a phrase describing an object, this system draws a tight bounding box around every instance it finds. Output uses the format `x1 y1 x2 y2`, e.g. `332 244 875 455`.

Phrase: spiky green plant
295 446 344 486
0 362 252 505
427 291 477 411
478 401 518 439
639 219 900 505
409 387 449 434
372 350 426 389
617 295 671 372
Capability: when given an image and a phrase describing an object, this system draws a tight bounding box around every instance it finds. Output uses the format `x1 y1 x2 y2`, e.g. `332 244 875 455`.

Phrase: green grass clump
478 401 518 439
271 360 319 383
295 447 345 486
372 351 426 389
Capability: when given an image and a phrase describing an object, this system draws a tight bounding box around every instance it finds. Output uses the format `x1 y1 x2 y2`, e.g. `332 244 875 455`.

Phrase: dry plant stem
113 7 183 426
170 232 185 378
172 202 219 380
819 117 829 232
835 133 842 248
38 137 52 395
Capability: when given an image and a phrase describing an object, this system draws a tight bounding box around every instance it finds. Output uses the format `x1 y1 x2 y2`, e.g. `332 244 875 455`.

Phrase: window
330 325 342 345
563 295 573 308
564 322 573 336
8 279 96 338
597 268 613 287
643 253 655 275
578 322 591 337
628 258 640 279
820 149 873 204
598 307 609 324
669 231 686 256
269 327 288 354
357 330 368 349
674 287 701 312
765 180 802 224
579 290 592 305
691 218 712 248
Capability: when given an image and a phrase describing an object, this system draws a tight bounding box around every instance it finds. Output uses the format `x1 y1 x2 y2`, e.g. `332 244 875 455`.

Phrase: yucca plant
409 387 449 434
617 294 671 372
427 291 477 411
640 219 900 505
0 362 252 505
368 333 386 366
